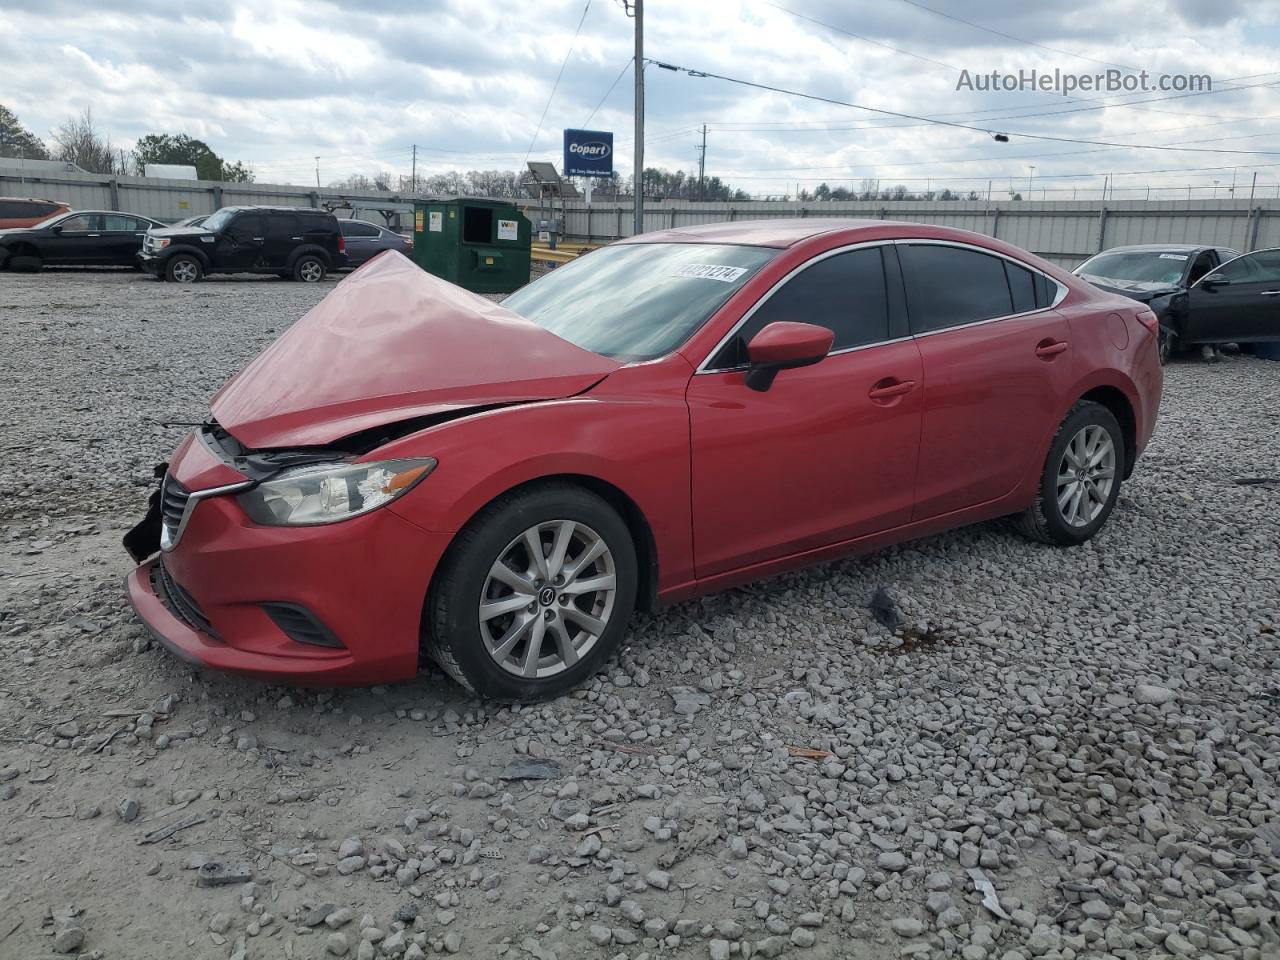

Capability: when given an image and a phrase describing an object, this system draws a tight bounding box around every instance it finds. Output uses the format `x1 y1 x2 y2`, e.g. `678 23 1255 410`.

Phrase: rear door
102 214 153 264
1184 250 1280 343
262 212 300 268
687 243 923 577
899 241 1071 520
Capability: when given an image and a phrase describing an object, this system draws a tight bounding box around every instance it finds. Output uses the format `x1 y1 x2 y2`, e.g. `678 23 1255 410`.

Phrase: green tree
132 133 253 182
0 104 49 160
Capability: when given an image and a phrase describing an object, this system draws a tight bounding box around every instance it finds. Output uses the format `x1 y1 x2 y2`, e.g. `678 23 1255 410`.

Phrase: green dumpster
411 198 532 294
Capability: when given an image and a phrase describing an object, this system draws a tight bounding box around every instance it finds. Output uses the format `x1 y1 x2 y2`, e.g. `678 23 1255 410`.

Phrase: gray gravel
1 269 1278 959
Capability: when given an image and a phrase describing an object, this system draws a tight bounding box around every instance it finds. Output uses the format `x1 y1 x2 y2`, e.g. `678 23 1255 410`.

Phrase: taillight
1135 309 1159 336
337 234 346 254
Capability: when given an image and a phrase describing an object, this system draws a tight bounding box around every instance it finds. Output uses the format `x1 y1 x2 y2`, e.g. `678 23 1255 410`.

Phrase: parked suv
0 197 70 229
138 206 346 283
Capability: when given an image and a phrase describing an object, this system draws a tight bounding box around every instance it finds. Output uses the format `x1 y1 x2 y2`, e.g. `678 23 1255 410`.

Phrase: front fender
375 368 695 591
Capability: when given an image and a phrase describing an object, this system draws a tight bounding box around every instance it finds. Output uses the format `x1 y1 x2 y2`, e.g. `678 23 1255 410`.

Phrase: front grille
160 475 190 543
262 603 345 649
154 559 219 639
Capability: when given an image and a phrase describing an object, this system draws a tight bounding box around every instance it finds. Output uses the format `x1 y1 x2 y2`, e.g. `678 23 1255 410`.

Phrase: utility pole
1250 170 1258 202
697 123 706 201
631 0 644 236
1028 165 1035 196
315 156 320 188
411 144 417 193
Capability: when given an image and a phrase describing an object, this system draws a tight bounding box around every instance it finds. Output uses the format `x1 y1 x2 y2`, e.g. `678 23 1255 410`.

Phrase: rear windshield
1077 251 1188 285
501 242 777 361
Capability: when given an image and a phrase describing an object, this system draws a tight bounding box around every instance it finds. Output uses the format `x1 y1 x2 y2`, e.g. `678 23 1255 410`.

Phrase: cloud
1 0 1276 199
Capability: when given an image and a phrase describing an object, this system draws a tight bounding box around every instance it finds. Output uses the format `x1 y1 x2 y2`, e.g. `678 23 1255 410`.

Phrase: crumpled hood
211 252 620 448
1076 274 1180 301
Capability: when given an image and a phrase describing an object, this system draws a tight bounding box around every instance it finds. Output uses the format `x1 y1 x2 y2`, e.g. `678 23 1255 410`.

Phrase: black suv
138 206 346 283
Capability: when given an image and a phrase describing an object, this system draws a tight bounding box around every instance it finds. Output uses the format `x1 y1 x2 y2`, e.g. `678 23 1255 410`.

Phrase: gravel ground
1 269 1278 960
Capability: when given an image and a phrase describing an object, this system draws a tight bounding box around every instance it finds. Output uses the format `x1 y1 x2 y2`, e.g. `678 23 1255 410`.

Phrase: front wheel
1016 401 1124 546
1158 327 1176 365
165 255 203 283
426 484 637 701
293 255 326 283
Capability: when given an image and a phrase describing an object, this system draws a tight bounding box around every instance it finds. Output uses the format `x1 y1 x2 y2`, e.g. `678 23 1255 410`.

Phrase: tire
9 253 43 272
293 255 326 283
1158 327 1176 365
1016 401 1125 547
165 255 203 283
426 483 638 702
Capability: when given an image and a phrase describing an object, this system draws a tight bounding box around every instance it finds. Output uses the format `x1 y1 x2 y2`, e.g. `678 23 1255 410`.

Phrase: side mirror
50 225 63 234
1200 273 1231 289
744 321 834 392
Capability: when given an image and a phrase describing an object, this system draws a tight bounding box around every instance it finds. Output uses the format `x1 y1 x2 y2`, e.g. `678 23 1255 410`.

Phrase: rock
1081 899 1112 920
338 837 364 859
326 932 349 956
117 797 140 822
646 868 671 890
878 851 907 872
302 903 337 927
326 908 355 928
709 940 731 960
443 932 462 953
210 913 233 934
1135 684 1176 705
53 926 84 953
891 917 924 937
791 926 816 947
756 936 788 958
588 924 612 945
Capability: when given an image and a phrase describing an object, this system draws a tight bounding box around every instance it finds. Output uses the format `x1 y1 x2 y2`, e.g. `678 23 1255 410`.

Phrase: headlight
153 237 170 250
237 458 436 526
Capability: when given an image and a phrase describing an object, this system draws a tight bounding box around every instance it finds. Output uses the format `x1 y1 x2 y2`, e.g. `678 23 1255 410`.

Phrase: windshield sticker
670 263 749 283
1158 253 1188 260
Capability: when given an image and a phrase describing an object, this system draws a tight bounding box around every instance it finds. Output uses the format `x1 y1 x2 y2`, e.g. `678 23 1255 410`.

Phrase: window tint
104 214 148 231
1005 261 1037 314
905 245 1014 332
58 214 101 231
712 247 890 368
341 221 380 238
1186 251 1216 285
229 214 264 238
1213 254 1264 282
266 212 298 236
0 200 37 217
1032 272 1056 309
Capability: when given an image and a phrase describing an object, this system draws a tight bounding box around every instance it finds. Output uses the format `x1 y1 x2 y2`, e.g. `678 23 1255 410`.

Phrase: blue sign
563 129 613 178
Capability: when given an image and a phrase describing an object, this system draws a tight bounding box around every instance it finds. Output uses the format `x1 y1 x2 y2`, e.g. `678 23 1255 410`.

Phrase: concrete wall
552 198 1280 269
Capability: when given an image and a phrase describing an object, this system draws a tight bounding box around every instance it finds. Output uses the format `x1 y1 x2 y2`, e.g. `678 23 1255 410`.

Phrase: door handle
87 233 100 237
868 378 917 402
1035 339 1069 359
1261 290 1280 296
251 237 264 242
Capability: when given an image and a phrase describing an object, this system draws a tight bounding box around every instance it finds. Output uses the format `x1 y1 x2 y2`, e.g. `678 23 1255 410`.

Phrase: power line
647 60 1280 156
525 0 592 160
583 57 634 128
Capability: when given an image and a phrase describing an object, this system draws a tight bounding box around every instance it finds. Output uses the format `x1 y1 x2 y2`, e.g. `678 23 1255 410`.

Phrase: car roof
1091 243 1219 255
224 205 334 214
620 218 896 248
0 196 63 203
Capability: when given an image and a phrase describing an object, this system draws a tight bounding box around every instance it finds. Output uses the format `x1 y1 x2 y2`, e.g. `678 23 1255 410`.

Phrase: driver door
1185 250 1280 344
686 244 923 578
216 212 266 269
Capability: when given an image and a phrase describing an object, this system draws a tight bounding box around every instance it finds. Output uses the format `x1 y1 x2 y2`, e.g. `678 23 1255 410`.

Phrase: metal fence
555 198 1280 269
0 164 418 228
6 163 1279 270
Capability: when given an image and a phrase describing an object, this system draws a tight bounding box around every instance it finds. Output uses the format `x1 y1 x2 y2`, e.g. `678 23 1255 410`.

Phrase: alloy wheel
1056 425 1116 527
299 260 323 282
171 259 198 283
478 520 617 679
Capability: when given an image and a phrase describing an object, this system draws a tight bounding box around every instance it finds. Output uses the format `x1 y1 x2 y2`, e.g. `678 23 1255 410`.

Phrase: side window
228 214 264 238
1242 250 1280 283
904 245 1014 333
1005 261 1037 314
712 247 891 368
1212 254 1263 282
341 221 379 238
0 200 32 217
58 214 101 231
266 213 298 237
1186 251 1216 286
104 214 148 231
1032 272 1056 309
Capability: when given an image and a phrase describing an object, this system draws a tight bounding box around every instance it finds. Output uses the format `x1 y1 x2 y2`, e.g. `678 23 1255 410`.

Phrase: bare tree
52 107 117 174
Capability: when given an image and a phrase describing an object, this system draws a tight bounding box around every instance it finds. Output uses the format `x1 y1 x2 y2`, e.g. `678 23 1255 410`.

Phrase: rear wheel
8 252 43 272
426 484 637 701
165 255 202 283
293 255 326 283
1016 401 1124 546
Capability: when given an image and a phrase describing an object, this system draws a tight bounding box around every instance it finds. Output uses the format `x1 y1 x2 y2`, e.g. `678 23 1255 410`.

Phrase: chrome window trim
160 479 255 552
695 237 1068 373
695 239 895 373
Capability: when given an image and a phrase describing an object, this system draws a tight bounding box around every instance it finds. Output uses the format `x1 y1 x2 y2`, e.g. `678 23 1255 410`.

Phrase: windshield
502 243 776 361
201 208 235 232
1077 251 1188 285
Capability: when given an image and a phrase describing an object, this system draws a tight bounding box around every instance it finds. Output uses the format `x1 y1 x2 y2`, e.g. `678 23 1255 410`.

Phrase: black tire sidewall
165 255 202 283
1158 328 1174 365
431 487 637 701
1038 404 1125 545
294 255 325 282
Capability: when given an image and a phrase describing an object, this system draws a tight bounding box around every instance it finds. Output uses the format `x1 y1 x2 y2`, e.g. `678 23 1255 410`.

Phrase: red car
125 220 1162 701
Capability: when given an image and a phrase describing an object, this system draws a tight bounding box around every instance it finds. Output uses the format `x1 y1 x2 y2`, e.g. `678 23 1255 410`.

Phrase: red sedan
125 220 1162 701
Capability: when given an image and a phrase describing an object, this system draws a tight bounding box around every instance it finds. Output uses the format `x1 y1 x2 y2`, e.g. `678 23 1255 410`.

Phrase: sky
1 0 1279 200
